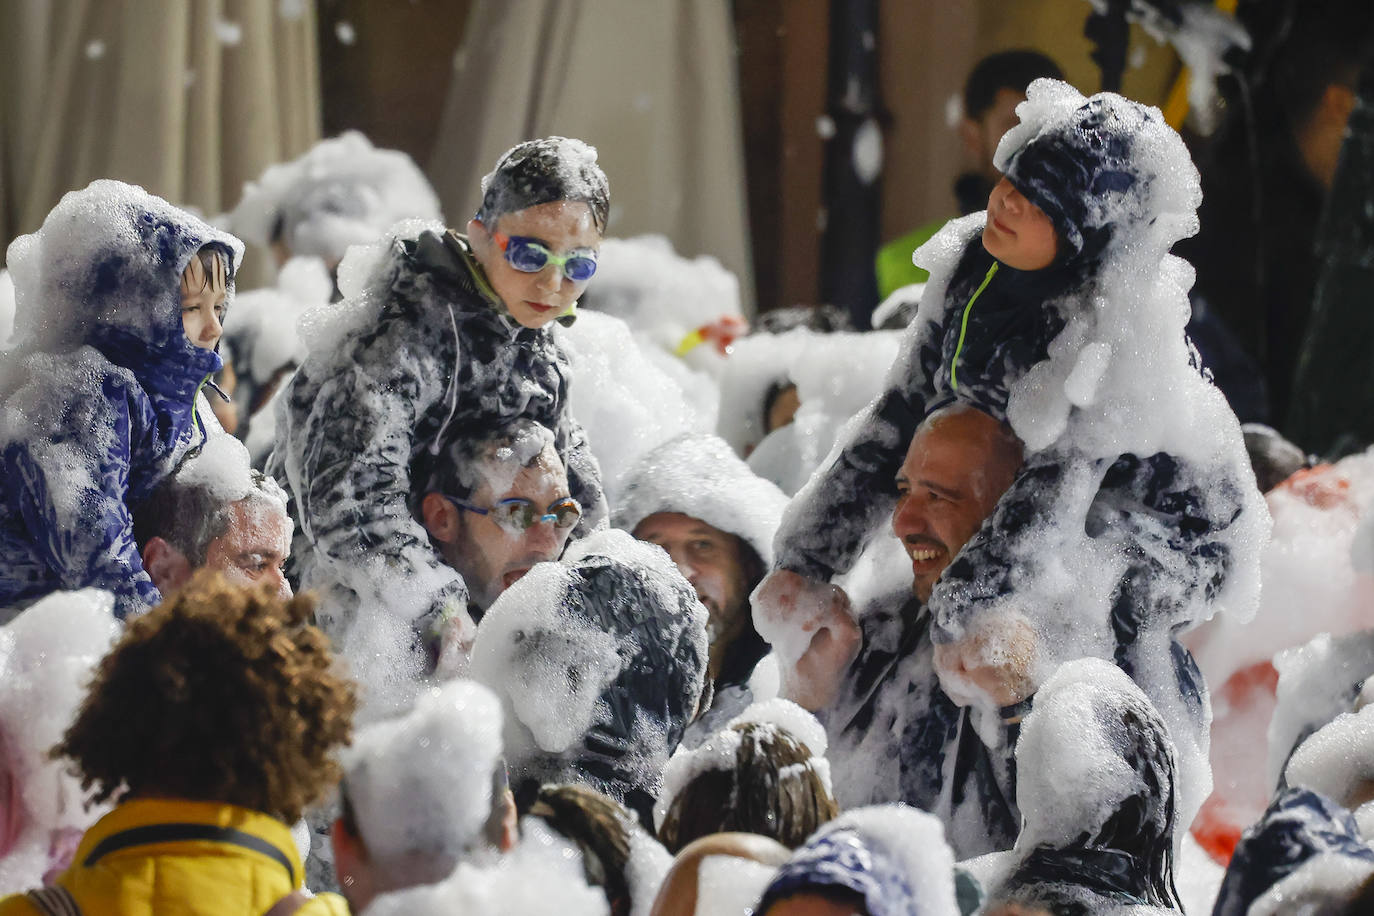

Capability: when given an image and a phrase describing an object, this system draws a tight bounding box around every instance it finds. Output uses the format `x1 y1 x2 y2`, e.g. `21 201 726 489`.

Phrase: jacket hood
613 433 789 568
757 805 960 916
5 180 244 391
995 78 1201 265
1009 658 1181 909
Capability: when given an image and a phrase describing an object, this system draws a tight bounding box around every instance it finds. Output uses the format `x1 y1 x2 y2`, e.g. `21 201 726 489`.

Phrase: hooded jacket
269 227 605 632
614 433 785 727
1212 787 1374 916
0 181 242 619
0 798 347 916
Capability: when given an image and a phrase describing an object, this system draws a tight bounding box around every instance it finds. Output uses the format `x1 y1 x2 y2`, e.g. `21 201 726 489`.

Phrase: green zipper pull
951 262 1000 392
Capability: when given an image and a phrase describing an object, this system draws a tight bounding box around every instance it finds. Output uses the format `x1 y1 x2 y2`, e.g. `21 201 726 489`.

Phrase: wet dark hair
184 243 236 293
964 49 1064 121
476 137 610 233
658 720 838 854
760 885 868 915
133 468 284 565
55 573 355 823
523 784 635 916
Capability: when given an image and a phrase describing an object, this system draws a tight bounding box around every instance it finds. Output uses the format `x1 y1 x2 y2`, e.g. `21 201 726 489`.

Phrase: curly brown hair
55 571 356 823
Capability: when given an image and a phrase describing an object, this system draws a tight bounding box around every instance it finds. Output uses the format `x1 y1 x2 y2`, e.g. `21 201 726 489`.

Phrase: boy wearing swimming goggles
269 137 609 677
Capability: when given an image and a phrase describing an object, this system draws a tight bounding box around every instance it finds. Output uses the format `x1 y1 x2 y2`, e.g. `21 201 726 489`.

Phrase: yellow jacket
0 798 349 916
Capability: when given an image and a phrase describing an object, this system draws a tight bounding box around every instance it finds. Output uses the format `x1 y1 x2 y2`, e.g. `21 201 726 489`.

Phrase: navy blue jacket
0 182 241 618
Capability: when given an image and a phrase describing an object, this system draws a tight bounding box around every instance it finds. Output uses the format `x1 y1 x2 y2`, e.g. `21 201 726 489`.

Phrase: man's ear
421 492 460 544
141 537 192 593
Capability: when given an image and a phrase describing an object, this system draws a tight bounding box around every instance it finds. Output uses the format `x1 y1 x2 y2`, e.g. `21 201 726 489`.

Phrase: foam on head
342 679 504 866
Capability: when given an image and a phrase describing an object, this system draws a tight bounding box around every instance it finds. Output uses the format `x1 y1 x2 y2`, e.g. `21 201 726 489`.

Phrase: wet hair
658 721 838 854
522 783 635 916
181 243 236 295
54 572 356 823
133 469 288 565
420 418 561 505
963 49 1064 121
476 137 611 233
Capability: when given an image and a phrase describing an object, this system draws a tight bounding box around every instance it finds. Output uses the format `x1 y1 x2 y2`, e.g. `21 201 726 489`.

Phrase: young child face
180 250 229 350
468 200 602 330
981 177 1059 271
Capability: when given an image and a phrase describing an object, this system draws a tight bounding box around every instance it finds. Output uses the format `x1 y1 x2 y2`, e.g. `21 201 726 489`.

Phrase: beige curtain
0 0 321 280
428 0 756 312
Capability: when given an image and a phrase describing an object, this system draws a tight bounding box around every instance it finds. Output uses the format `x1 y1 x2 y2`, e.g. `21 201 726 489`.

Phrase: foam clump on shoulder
4 178 243 356
343 679 504 862
364 818 610 916
558 311 706 505
1014 658 1168 851
229 131 442 261
0 590 121 889
1286 704 1374 812
1268 631 1374 793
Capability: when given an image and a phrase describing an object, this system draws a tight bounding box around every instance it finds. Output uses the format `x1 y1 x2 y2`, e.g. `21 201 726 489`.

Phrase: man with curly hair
0 572 356 916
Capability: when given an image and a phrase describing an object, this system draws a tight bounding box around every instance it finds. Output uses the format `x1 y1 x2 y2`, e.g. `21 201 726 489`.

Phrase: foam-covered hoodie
0 180 243 618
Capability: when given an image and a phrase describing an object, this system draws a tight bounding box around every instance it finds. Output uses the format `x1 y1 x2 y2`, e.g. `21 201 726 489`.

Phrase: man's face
440 453 573 611
981 176 1059 271
468 200 601 330
202 500 292 598
633 512 755 678
892 410 1022 603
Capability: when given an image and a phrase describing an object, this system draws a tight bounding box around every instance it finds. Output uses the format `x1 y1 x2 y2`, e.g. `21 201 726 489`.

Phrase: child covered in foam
0 180 242 619
757 81 1267 825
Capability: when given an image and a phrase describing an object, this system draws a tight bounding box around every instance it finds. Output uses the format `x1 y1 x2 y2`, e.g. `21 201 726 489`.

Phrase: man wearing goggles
420 420 577 623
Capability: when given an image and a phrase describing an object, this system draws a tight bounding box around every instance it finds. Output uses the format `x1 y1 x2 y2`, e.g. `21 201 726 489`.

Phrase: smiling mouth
991 215 1014 235
906 540 946 567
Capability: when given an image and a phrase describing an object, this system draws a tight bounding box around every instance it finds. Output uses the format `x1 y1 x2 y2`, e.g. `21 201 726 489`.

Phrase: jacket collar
70 798 302 885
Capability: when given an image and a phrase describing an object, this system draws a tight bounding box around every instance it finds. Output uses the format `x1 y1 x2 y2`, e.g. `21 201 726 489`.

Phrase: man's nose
892 496 925 540
271 568 292 599
667 547 698 583
526 519 560 552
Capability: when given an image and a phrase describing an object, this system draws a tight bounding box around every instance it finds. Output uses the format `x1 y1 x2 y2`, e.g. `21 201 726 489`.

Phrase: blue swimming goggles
492 230 598 282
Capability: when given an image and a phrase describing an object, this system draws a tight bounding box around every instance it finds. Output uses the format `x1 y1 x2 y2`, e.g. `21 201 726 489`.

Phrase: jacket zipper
951 262 1000 392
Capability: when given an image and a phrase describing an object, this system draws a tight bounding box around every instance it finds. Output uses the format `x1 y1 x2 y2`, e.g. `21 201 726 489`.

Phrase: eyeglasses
491 231 598 282
444 495 583 533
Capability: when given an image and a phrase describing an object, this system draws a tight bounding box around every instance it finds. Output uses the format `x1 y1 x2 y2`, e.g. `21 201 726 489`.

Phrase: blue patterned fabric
758 827 921 916
0 182 241 619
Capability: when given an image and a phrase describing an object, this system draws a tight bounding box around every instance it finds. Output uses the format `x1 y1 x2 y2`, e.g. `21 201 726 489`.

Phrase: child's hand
933 611 1040 711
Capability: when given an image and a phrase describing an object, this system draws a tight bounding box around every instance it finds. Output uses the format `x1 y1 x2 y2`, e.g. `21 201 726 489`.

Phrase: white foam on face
1013 659 1161 851
363 817 610 916
694 854 778 915
455 420 559 505
0 590 121 890
470 562 624 756
230 132 441 265
717 328 902 495
559 310 707 506
343 679 503 864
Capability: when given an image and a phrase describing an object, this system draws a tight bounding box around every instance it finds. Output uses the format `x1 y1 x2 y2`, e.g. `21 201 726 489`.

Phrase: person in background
875 49 1064 297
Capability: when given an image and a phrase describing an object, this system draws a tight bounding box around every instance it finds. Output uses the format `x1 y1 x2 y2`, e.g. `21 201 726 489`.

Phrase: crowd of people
0 10 1371 914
